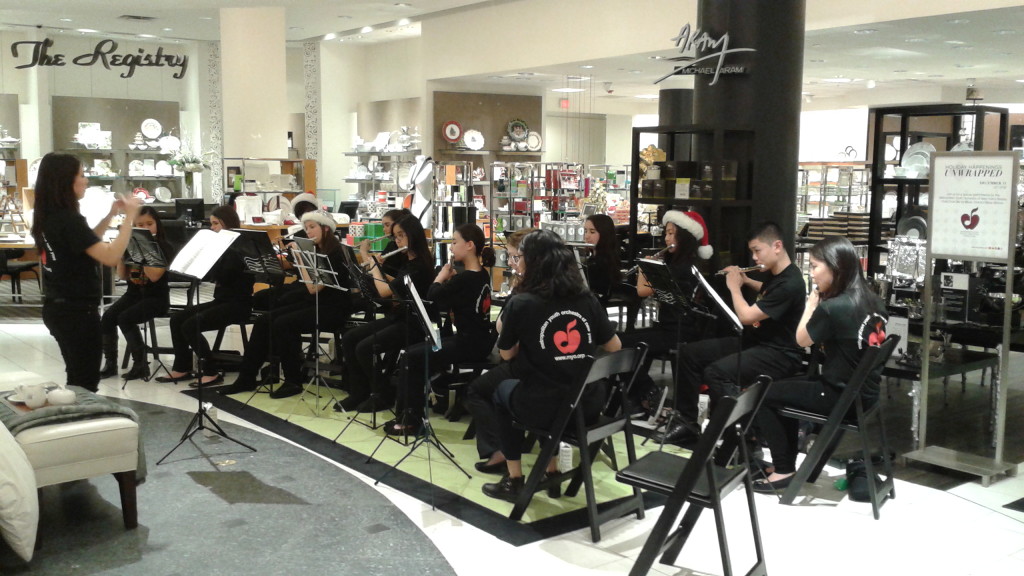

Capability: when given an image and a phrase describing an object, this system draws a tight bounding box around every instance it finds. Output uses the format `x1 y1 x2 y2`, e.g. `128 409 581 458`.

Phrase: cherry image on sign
553 319 582 354
961 207 980 230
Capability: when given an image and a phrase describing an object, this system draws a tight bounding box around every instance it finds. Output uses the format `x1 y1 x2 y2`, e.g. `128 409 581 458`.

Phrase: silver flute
716 264 764 276
379 245 409 260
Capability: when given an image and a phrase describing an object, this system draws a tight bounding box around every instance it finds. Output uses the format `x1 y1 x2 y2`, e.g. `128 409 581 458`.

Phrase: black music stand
286 236 347 418
158 229 256 464
372 274 470 506
231 229 287 402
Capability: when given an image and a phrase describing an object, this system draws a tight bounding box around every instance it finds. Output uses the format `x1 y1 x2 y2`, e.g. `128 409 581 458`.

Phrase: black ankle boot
122 361 150 381
99 357 119 379
269 381 303 399
482 475 525 503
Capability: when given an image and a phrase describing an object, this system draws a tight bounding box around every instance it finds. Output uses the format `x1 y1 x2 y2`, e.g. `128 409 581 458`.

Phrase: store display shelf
344 149 421 157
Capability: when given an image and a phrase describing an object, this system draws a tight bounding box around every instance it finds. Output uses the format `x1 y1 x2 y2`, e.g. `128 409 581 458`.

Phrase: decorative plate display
133 187 151 201
526 131 543 152
442 121 463 144
154 186 172 202
140 118 162 139
155 160 172 176
158 135 181 153
463 129 485 151
128 160 145 175
507 119 529 142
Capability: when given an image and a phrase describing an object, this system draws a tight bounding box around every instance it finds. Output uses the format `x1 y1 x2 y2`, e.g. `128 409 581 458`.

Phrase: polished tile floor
3 320 1023 576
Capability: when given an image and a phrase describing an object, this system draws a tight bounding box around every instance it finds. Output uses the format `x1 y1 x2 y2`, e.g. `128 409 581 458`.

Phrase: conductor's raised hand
120 194 143 220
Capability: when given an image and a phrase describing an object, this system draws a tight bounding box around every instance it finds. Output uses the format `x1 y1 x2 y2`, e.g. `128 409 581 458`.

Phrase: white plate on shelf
154 186 172 202
141 118 162 139
155 160 172 176
158 135 181 153
526 131 543 152
463 129 484 151
128 160 145 175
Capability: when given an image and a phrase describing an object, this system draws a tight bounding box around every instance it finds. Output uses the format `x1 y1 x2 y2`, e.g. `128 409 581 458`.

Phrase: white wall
319 42 366 203
798 109 870 162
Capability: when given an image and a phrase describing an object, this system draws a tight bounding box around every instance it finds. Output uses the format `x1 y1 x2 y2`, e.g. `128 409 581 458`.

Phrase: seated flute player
653 221 806 446
385 223 496 436
220 210 352 398
752 236 888 492
480 230 621 502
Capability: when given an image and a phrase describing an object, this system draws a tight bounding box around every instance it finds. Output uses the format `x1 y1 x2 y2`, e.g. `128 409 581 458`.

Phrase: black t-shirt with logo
497 292 616 402
749 263 805 356
388 257 435 333
427 268 493 353
40 209 101 303
208 246 255 304
806 291 888 401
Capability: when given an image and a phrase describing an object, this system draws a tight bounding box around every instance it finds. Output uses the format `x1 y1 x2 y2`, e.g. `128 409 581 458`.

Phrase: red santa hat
662 210 713 259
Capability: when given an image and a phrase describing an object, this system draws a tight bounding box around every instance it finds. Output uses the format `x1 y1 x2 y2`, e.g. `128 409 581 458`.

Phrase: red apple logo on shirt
553 319 581 354
867 321 886 347
960 208 980 230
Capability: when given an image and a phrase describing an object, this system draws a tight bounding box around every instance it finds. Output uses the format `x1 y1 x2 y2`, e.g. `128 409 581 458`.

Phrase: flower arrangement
168 150 210 173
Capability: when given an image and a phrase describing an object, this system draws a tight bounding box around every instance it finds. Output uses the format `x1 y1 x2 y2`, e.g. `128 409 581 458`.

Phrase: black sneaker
482 475 525 503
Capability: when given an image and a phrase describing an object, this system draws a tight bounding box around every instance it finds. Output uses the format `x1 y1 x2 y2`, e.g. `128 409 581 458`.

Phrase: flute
379 245 408 260
716 264 764 276
625 244 675 277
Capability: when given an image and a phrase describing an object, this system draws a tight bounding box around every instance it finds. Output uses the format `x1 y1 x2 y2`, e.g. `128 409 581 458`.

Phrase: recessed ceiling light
853 29 877 34
821 77 853 83
648 55 665 60
1016 79 1024 83
995 29 1016 35
955 64 975 68
76 28 97 33
58 18 72 22
361 26 373 33
635 94 659 99
552 88 585 93
630 69 642 74
137 34 156 39
580 65 594 69
199 17 212 21
905 38 927 43
566 75 590 81
893 69 907 73
324 32 337 40
944 40 966 45
516 72 535 76
397 18 410 26
947 18 970 24
395 2 412 7
162 27 172 32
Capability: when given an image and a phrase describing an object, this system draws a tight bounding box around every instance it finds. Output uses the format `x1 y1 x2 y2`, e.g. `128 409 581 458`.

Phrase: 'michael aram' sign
10 38 189 79
656 23 755 86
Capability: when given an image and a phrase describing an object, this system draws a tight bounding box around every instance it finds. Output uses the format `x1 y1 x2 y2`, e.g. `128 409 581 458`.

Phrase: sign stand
904 151 1020 485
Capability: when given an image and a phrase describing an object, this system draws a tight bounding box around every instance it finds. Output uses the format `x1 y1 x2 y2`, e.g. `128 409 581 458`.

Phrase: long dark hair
315 223 341 255
137 205 176 261
665 222 700 266
810 236 881 312
394 214 429 261
456 222 496 267
31 153 82 247
586 214 621 281
518 229 587 300
211 204 241 229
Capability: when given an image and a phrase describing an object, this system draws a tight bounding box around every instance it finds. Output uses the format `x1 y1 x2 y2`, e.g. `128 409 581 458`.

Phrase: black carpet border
183 389 663 546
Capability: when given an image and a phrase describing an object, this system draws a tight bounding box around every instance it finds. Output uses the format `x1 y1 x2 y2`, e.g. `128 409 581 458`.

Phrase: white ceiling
2 1 1024 109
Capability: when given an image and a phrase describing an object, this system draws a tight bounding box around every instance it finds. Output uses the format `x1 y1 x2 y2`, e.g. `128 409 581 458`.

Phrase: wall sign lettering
656 23 755 86
10 38 189 79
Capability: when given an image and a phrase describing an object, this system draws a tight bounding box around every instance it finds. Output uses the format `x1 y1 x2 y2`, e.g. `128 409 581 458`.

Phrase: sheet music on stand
231 228 285 280
340 244 379 298
290 237 346 291
636 258 692 315
125 228 167 268
692 265 742 334
169 229 240 279
403 274 441 352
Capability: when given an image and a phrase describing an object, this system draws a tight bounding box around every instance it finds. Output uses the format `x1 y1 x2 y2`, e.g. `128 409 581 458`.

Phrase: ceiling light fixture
580 65 594 69
947 18 970 25
324 32 337 40
995 29 1016 35
58 18 72 22
866 79 876 89
397 18 410 26
360 26 373 33
76 28 97 33
853 28 878 34
552 88 585 93
395 2 412 7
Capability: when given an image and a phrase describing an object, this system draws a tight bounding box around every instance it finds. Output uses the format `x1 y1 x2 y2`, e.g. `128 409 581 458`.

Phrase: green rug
188 385 679 545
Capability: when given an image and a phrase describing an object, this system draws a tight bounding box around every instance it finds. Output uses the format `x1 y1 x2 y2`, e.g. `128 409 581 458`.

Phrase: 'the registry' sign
929 153 1018 261
10 38 189 79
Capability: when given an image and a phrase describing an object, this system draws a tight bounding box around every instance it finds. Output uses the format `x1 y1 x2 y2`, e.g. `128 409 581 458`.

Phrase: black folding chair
777 334 899 520
616 376 773 576
508 346 649 543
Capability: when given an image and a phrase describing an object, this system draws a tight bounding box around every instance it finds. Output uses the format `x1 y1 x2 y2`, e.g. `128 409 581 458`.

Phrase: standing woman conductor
31 152 142 392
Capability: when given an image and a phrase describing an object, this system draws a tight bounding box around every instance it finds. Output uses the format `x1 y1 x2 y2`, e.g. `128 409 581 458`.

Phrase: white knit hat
290 192 319 215
662 210 713 259
301 209 336 233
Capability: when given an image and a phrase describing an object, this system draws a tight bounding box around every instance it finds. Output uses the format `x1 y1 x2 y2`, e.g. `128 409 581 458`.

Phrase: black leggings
169 299 252 375
395 335 493 419
754 377 846 474
44 300 101 391
101 291 169 352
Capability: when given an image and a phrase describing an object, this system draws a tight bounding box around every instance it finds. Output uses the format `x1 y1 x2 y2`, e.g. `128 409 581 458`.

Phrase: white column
219 7 288 158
